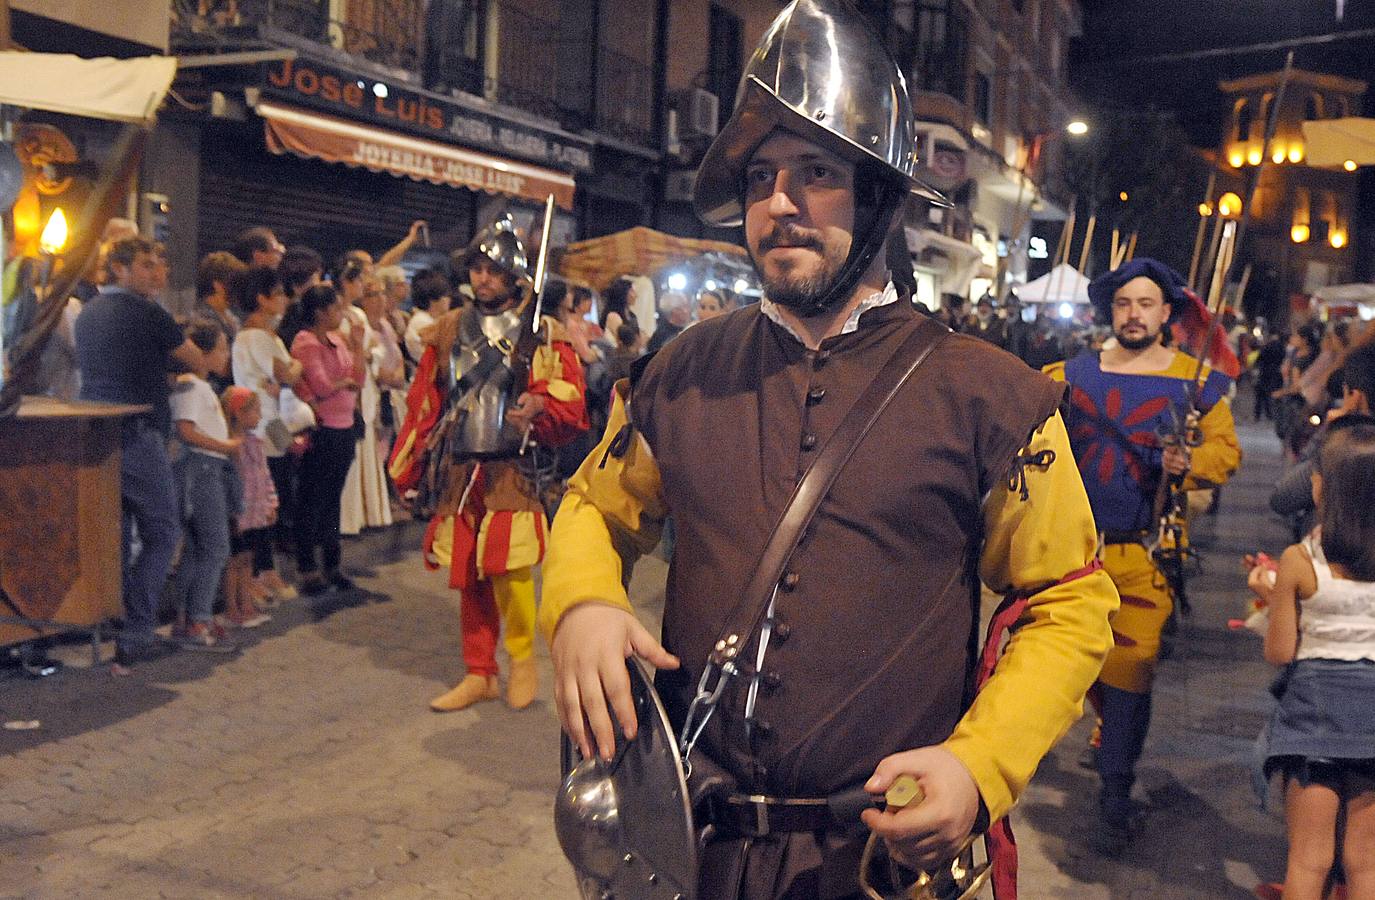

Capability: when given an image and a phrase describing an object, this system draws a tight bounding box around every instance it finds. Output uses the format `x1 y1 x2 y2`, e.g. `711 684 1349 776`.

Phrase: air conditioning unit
685 88 720 138
665 169 697 202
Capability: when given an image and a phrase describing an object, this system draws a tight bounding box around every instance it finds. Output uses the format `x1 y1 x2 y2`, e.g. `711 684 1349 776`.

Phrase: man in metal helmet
390 212 588 713
541 2 1118 897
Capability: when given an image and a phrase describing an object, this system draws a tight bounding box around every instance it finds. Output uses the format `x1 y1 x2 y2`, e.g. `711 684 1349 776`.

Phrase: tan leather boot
429 674 499 712
506 657 539 710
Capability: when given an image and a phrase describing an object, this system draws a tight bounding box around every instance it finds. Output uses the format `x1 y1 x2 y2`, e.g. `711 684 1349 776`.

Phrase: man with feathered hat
1045 257 1241 845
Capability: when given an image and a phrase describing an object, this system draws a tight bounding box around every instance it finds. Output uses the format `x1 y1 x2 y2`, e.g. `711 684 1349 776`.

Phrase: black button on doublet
814 349 832 367
807 386 827 404
773 621 793 643
800 432 818 451
781 571 800 590
762 671 783 693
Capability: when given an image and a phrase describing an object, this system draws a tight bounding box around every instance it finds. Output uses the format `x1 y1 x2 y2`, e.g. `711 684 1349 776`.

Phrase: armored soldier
1045 258 1241 844
390 215 587 713
539 2 1119 897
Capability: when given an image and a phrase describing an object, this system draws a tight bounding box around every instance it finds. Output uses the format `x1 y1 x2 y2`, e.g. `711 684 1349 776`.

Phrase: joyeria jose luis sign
262 58 593 173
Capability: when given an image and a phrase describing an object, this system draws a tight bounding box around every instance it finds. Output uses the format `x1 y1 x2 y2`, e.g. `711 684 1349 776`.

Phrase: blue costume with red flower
1064 352 1232 533
1046 257 1242 841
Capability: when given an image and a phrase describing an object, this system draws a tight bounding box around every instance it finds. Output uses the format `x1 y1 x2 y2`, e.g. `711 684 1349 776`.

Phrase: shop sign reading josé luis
263 58 593 172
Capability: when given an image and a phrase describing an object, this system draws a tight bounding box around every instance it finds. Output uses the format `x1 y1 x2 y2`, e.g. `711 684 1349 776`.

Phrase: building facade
8 0 1083 310
888 0 1083 309
1213 68 1366 320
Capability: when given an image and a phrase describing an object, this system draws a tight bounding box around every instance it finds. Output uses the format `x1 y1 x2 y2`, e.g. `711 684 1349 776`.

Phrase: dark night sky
1070 0 1375 146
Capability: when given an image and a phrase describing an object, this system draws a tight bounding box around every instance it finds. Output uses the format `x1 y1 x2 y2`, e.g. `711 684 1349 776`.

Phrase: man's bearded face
1110 276 1171 351
469 258 516 310
743 133 855 314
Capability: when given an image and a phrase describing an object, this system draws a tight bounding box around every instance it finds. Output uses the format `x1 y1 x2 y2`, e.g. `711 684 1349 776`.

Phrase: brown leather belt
1102 529 1149 546
704 788 877 838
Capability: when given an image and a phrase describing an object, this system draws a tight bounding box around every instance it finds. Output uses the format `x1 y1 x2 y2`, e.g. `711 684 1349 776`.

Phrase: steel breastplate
449 304 524 456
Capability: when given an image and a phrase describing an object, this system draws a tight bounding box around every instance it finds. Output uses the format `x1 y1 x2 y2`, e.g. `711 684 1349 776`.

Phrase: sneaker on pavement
174 622 239 653
326 570 355 591
259 571 299 601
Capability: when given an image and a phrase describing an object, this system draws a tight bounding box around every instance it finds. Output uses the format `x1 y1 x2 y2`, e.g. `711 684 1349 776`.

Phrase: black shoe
113 641 179 668
326 570 355 591
1093 791 1143 854
300 574 329 596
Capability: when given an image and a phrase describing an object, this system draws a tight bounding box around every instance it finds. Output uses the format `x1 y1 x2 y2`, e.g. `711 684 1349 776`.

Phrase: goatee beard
764 270 848 315
1116 330 1158 351
756 227 849 316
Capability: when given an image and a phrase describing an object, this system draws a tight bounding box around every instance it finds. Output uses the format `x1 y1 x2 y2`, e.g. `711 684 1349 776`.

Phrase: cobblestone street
3 412 1291 898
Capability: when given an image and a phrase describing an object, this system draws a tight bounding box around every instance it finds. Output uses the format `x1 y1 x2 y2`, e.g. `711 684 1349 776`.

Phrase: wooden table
0 396 150 651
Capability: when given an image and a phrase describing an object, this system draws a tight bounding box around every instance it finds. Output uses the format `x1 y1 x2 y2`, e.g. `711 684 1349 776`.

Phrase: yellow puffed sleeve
941 411 1119 823
538 389 667 644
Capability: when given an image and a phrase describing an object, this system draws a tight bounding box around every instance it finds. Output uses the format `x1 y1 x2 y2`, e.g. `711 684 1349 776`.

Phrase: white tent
1019 263 1092 305
1312 282 1375 304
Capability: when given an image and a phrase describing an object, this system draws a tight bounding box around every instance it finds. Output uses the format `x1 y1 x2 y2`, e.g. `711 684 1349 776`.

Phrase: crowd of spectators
33 215 754 670
36 219 445 667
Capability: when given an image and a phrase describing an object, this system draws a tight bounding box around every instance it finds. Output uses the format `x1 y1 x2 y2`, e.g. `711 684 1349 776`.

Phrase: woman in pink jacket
289 284 364 595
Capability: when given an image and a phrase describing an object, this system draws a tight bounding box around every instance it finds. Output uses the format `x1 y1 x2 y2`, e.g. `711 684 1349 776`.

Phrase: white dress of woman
339 306 393 534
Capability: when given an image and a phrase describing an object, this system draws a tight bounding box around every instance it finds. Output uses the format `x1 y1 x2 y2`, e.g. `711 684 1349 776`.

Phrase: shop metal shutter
197 124 476 266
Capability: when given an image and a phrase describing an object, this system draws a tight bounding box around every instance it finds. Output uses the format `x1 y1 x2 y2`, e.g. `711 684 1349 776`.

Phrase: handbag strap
713 314 950 661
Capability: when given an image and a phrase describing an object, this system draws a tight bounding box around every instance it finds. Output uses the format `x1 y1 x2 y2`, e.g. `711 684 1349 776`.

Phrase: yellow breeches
492 569 536 663
1097 542 1173 694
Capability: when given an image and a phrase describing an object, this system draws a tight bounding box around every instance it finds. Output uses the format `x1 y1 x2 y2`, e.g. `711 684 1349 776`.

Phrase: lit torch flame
39 208 68 255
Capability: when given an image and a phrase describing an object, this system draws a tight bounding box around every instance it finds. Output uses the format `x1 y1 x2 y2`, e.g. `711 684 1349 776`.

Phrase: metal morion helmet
692 0 949 229
454 213 530 284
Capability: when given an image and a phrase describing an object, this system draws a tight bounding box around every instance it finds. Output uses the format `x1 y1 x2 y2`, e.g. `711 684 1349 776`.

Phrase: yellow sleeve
941 412 1119 823
1183 397 1241 490
538 389 667 644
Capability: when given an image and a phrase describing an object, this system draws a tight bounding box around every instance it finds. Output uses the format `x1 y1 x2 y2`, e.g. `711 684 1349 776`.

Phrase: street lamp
1344 159 1358 172
1217 192 1243 218
1066 120 1088 136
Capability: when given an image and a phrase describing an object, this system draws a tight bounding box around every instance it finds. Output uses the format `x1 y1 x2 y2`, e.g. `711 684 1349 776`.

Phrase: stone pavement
2 409 1292 898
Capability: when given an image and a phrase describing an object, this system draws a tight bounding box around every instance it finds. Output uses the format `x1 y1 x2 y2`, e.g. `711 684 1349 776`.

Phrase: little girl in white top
1250 422 1375 900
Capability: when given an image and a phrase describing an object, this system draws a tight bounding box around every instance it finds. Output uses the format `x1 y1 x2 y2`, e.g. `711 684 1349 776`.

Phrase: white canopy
1300 118 1375 169
1020 263 1092 305
0 53 176 125
1312 282 1375 304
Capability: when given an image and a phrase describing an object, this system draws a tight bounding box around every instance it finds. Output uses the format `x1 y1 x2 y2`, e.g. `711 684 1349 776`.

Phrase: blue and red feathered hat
1087 258 1188 324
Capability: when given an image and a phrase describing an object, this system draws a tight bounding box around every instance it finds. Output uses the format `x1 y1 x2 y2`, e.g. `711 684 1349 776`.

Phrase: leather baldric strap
716 314 950 660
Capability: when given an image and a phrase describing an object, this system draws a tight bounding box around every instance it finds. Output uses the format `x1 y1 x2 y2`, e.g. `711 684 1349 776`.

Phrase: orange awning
257 100 576 209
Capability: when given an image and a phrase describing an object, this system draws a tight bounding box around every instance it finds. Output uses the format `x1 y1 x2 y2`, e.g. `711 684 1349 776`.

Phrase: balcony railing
595 46 654 148
173 0 658 149
173 0 423 70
